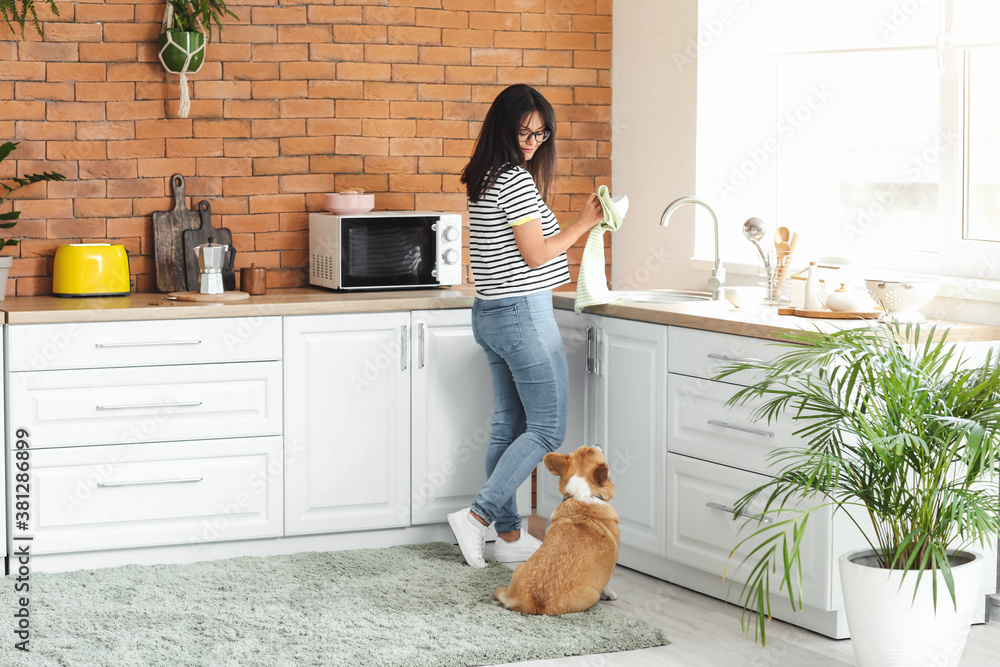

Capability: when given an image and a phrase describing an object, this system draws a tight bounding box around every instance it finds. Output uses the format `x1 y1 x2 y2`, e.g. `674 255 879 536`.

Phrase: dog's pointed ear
544 453 569 476
592 462 610 486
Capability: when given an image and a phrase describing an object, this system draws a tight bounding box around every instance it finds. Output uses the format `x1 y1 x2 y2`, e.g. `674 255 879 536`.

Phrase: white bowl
725 285 767 309
864 278 940 323
610 194 629 218
324 192 374 215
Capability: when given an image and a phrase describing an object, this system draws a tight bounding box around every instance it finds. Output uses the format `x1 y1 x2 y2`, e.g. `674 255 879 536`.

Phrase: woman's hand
512 191 607 269
578 193 604 230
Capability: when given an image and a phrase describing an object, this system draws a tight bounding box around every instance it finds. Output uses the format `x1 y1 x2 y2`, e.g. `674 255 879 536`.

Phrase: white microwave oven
309 211 463 291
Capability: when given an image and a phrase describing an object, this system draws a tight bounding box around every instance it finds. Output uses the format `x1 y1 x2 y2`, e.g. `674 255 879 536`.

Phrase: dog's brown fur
494 446 620 615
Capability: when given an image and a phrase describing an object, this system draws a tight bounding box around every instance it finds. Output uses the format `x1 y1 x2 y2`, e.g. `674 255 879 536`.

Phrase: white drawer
15 437 284 555
8 316 282 371
668 327 790 386
666 452 835 610
667 374 805 476
9 361 282 448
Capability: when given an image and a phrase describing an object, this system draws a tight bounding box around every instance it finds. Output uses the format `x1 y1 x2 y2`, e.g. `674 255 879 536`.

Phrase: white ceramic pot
0 255 12 301
839 549 985 667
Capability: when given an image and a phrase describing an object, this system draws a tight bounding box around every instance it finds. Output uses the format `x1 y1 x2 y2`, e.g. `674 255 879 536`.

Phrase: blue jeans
470 291 568 533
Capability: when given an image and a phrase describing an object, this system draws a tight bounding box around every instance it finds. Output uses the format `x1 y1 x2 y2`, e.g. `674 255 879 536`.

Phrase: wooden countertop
0 287 477 324
2 287 996 342
552 293 1000 343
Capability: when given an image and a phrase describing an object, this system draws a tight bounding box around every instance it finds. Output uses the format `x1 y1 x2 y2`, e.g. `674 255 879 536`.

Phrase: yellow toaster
53 244 131 298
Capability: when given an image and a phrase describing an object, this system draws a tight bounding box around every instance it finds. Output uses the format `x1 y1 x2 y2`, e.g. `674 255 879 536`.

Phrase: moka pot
193 238 232 295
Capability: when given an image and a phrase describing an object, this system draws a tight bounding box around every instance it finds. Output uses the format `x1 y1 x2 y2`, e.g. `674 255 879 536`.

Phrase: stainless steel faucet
659 196 726 300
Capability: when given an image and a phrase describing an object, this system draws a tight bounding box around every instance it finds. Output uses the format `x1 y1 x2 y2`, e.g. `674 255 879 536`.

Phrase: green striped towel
574 185 626 313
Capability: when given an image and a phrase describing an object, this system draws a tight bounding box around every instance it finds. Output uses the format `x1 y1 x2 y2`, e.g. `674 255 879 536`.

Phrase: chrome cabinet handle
706 501 773 525
96 340 202 348
98 477 204 488
707 419 774 438
707 353 763 364
401 325 408 371
594 328 603 377
96 401 203 411
586 327 595 374
418 322 426 369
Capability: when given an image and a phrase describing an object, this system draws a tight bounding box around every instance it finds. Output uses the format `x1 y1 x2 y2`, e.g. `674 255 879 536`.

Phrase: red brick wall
0 0 612 296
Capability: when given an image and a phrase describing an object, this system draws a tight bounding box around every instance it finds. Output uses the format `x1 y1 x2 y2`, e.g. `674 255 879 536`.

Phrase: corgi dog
494 445 620 615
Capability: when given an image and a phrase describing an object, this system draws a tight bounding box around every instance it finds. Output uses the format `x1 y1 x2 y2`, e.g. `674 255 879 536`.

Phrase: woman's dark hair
461 84 557 202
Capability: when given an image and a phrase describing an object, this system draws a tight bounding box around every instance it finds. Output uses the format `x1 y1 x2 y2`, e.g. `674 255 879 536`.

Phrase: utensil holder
759 249 792 305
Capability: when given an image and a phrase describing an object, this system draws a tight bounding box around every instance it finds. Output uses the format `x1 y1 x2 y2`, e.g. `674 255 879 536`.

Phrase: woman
447 84 603 568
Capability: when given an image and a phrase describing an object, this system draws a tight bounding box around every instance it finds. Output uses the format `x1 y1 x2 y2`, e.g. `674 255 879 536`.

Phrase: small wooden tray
778 307 881 320
167 291 250 302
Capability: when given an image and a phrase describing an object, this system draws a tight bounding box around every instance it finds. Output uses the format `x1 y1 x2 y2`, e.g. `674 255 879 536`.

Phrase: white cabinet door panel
284 313 411 535
668 374 804 477
8 317 282 371
669 326 787 387
9 361 282 448
19 437 283 554
540 309 598 518
595 317 668 557
410 309 533 525
666 452 835 610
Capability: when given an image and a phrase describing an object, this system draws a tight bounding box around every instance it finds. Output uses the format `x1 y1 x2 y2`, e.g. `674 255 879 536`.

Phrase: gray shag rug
0 542 668 666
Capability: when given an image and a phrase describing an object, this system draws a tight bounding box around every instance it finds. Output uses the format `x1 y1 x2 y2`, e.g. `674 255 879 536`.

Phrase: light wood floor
484 516 1000 666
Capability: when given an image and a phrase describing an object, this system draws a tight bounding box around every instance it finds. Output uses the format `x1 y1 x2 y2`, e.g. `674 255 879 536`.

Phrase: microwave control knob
443 226 460 242
442 248 460 265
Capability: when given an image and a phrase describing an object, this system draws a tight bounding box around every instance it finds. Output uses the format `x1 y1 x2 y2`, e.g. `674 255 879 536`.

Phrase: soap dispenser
803 261 822 310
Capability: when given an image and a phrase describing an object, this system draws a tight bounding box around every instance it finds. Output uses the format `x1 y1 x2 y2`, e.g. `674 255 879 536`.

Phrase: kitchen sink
611 289 713 304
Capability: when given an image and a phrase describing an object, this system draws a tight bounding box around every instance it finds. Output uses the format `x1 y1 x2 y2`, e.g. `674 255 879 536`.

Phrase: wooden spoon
777 226 791 244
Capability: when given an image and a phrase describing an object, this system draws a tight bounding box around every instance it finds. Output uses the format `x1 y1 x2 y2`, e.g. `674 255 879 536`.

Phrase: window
696 0 1000 280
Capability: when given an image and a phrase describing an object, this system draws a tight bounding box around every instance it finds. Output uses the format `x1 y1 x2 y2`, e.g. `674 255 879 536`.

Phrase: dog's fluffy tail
494 586 511 607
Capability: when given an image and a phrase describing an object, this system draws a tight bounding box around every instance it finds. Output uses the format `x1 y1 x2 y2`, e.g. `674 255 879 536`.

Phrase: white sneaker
447 508 488 568
493 531 543 563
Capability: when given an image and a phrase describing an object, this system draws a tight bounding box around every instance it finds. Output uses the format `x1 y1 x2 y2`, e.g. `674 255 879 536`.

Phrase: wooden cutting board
182 200 236 292
152 174 201 293
167 291 250 302
778 307 881 319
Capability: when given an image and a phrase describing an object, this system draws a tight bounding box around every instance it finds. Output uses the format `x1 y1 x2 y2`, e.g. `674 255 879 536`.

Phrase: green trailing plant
165 0 238 41
0 141 66 252
716 323 1000 645
0 0 59 38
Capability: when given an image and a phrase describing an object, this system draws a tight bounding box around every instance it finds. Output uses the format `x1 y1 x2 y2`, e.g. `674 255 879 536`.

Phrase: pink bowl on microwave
324 191 375 215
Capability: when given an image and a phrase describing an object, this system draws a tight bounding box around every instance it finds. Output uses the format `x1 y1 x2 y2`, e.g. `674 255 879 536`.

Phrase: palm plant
717 323 1000 644
1 141 66 252
1 0 59 38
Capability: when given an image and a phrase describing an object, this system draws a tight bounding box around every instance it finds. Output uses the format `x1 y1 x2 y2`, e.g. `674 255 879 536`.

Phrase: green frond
716 321 1000 644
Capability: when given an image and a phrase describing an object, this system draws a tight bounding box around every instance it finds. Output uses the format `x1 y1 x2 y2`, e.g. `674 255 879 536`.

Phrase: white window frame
694 1 1000 295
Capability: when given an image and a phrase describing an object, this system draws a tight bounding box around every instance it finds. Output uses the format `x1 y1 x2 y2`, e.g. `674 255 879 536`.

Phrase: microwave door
341 218 436 289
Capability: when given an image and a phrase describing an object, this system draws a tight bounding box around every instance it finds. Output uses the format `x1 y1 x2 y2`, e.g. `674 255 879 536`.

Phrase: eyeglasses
518 129 551 144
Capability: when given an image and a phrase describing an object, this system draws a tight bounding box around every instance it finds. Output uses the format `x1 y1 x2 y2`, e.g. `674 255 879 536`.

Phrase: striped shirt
468 167 570 299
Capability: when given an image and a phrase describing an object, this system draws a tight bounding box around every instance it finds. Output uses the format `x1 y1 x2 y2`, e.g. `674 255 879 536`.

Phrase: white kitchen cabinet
594 317 669 558
7 317 282 371
283 312 412 535
284 309 530 534
22 437 284 555
666 451 837 610
409 309 531 525
546 311 668 558
6 316 284 558
667 325 997 630
538 309 598 514
9 362 282 449
0 329 5 570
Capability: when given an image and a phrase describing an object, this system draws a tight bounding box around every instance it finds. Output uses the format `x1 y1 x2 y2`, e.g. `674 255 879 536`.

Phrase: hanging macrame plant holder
157 4 207 119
